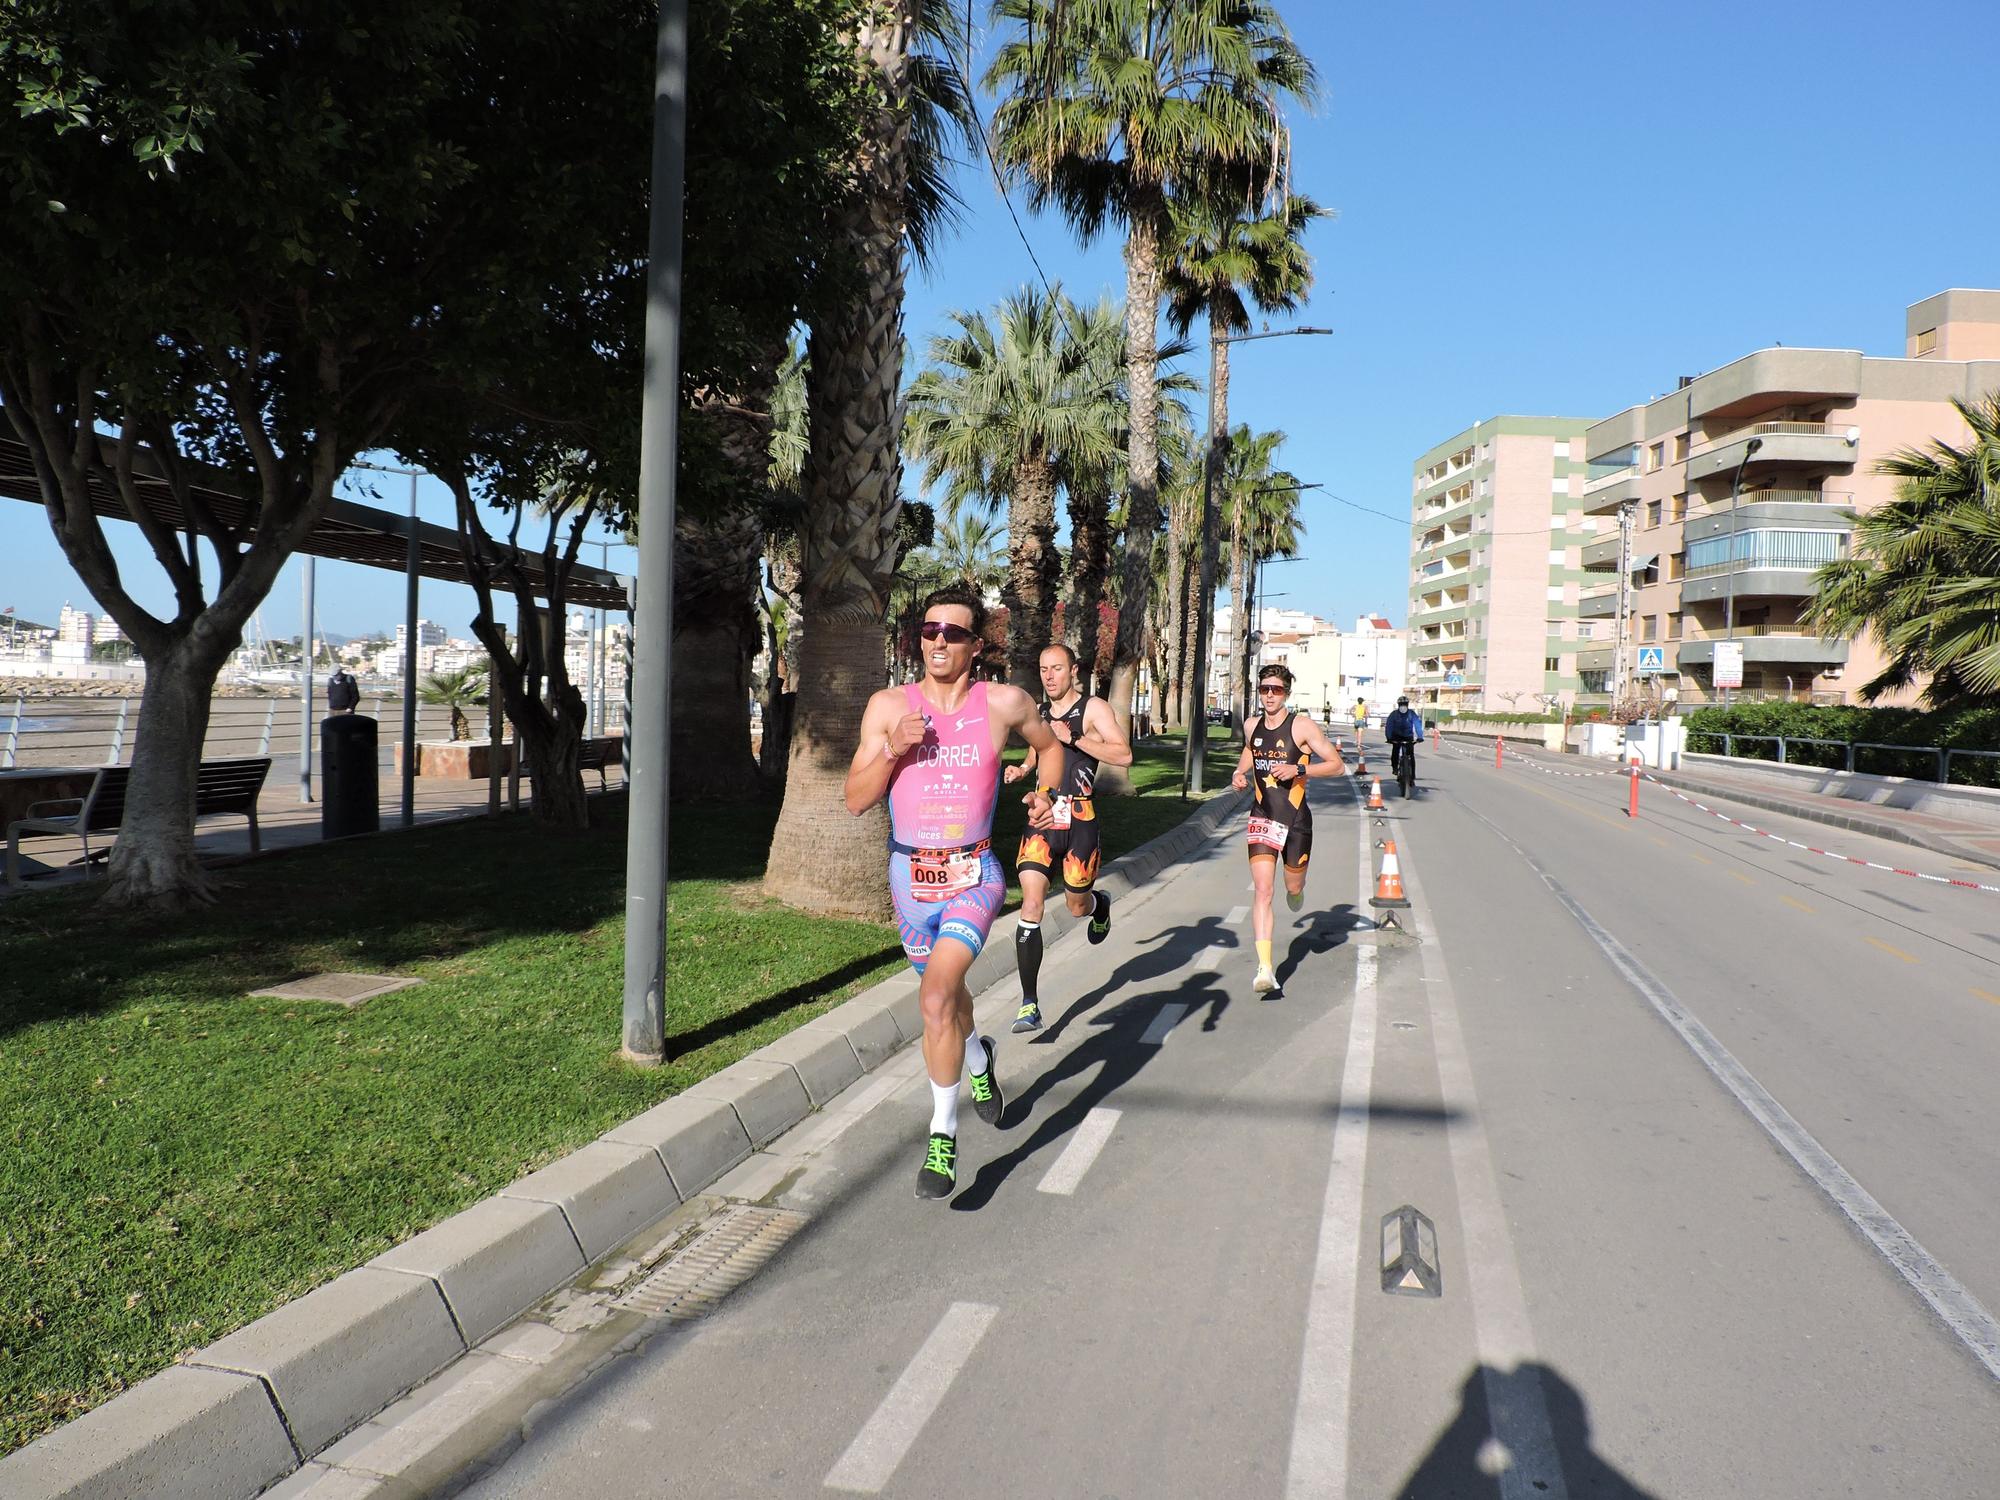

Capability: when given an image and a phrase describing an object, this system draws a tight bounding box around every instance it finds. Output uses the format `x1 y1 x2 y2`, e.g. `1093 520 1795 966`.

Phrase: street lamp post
1182 326 1332 799
1721 436 1764 705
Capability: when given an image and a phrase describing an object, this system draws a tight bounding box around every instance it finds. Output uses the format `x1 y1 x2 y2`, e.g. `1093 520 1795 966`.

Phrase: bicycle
1389 739 1417 799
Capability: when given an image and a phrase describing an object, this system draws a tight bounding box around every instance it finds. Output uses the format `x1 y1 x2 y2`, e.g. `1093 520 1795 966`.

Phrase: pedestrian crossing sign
1637 646 1666 674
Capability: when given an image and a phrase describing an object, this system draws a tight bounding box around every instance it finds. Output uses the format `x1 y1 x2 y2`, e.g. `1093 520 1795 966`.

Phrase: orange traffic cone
1367 778 1385 811
1370 840 1410 911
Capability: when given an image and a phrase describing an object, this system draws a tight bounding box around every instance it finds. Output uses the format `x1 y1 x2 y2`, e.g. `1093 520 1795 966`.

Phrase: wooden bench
5 756 273 885
521 735 622 792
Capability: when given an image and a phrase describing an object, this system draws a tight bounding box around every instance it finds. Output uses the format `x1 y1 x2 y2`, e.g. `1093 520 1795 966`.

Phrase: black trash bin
321 714 380 839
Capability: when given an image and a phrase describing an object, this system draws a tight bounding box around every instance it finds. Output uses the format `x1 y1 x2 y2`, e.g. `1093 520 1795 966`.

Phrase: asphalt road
455 731 2000 1499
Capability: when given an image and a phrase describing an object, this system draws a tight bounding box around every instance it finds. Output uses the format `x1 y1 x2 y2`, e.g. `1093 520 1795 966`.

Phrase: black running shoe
916 1132 957 1198
1087 891 1113 945
1012 1000 1043 1034
967 1036 1004 1125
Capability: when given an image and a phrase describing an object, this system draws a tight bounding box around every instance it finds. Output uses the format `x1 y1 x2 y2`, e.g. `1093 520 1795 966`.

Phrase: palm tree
763 0 976 918
1215 426 1301 727
1162 186 1328 728
988 0 1318 747
1804 393 2000 705
418 665 490 743
905 286 1120 687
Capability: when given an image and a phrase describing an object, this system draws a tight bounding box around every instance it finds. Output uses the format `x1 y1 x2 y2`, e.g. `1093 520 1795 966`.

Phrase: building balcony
1581 536 1623 570
1686 422 1861 483
1578 590 1619 620
1679 568 1823 604
1676 634 1849 667
1686 489 1855 520
1580 468 1642 515
1575 646 1616 673
1685 348 1863 424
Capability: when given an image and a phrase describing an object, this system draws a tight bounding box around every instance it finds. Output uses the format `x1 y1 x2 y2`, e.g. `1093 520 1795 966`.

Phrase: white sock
929 1079 959 1136
963 1029 989 1078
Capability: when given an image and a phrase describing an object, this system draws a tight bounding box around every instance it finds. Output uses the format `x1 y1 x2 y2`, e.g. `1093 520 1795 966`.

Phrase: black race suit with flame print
1015 693 1102 894
1247 710 1313 870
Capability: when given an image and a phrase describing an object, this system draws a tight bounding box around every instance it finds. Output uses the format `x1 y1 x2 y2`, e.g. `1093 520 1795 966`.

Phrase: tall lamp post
350 460 425 827
1182 326 1332 799
1720 436 1763 705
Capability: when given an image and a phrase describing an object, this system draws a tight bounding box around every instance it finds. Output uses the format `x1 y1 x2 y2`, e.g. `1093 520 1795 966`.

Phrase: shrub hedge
1680 702 2000 787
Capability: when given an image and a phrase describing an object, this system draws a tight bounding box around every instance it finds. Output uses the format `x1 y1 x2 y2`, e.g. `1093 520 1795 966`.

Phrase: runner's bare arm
1004 744 1038 786
1230 742 1254 792
992 684 1063 827
843 689 926 815
1077 697 1133 768
1290 717 1348 779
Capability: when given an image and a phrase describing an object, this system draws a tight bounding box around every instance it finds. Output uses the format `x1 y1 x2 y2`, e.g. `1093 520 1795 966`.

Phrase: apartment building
1578 289 2000 706
1407 415 1598 711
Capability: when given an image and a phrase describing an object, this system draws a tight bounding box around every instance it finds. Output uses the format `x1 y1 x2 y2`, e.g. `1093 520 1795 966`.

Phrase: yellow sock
1256 939 1272 969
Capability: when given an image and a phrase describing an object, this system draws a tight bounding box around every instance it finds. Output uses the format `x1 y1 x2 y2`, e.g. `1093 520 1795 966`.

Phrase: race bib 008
909 850 981 903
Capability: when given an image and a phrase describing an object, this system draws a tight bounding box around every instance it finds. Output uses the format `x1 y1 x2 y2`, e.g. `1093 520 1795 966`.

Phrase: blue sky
4 0 1996 640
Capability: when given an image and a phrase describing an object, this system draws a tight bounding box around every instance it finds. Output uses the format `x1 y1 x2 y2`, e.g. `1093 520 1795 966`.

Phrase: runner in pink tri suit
844 587 1065 1200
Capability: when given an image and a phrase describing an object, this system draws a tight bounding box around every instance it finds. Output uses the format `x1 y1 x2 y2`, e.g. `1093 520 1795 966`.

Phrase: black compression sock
1015 920 1043 999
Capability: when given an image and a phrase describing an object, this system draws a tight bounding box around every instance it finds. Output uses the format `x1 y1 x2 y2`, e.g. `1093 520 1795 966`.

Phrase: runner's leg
1250 851 1279 991
1014 868 1050 1032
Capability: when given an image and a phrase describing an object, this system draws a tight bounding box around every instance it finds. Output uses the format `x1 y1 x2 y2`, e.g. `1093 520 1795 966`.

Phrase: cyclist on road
1232 664 1347 994
1384 695 1425 795
844 587 1066 1199
1003 643 1130 1034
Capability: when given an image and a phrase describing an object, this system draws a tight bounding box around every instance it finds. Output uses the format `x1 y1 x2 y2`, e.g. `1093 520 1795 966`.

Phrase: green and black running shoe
967 1036 1004 1125
1087 891 1113 945
1012 1000 1043 1034
916 1132 957 1198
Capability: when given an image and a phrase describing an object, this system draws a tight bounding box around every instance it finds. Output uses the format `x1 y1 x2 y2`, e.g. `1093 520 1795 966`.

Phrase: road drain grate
615 1205 807 1321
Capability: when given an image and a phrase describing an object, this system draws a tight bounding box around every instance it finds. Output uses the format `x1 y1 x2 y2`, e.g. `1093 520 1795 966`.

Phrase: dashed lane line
1866 936 1920 965
1227 904 1249 924
824 1302 998 1493
1034 1107 1122 1196
1138 1002 1192 1046
1728 869 1756 886
1974 989 2000 1007
1781 895 1816 914
1195 943 1227 971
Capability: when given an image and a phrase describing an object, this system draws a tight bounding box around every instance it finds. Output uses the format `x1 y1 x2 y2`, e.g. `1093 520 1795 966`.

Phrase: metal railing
1692 421 1850 453
1687 730 2000 786
1690 489 1854 512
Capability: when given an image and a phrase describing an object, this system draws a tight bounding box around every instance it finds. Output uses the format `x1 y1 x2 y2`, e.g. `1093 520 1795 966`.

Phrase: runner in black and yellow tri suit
1232 663 1347 994
1004 644 1132 1032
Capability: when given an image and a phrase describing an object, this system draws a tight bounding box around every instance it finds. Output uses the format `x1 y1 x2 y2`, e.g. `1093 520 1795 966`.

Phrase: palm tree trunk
762 0 913 918
1226 504 1248 740
1198 334 1231 728
1004 452 1060 689
1066 481 1111 697
1163 491 1189 733
672 507 763 800
1102 202 1166 790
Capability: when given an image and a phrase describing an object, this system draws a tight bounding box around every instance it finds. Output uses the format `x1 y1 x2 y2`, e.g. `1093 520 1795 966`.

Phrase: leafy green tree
0 0 653 904
905 285 1121 687
988 0 1318 745
1805 394 2000 706
1162 186 1327 726
1218 425 1302 727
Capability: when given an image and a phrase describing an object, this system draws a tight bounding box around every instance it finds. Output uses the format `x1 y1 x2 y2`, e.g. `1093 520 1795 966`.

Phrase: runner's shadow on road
1032 913 1237 1046
1396 1362 1662 1499
951 970 1227 1214
1274 902 1361 992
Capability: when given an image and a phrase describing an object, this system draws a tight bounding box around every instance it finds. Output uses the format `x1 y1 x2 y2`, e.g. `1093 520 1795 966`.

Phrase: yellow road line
1502 774 1631 832
1686 850 1712 866
1780 894 1815 914
1973 989 2000 1007
1727 869 1755 886
1865 936 1919 965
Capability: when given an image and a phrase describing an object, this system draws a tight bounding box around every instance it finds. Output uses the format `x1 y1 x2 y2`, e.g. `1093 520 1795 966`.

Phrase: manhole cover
616 1205 807 1322
248 973 423 1007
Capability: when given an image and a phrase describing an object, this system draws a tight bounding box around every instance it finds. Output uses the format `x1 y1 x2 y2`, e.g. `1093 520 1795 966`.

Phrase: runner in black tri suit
1231 662 1347 994
1004 643 1132 1032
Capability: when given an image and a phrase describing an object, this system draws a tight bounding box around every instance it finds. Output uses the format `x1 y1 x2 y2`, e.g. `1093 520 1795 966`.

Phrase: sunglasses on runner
920 621 978 645
1258 682 1289 696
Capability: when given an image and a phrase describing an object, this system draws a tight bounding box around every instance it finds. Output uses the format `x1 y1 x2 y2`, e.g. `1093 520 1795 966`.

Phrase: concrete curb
0 787 1245 1500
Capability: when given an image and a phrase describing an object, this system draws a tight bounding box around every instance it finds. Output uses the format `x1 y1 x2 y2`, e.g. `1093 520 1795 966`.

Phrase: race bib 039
1247 815 1287 850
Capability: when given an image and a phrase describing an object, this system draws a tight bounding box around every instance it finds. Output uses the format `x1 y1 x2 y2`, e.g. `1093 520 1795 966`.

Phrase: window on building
1642 500 1660 528
1641 616 1658 641
1915 327 1938 356
1666 612 1682 639
1670 492 1688 522
1673 433 1690 463
1646 441 1664 472
1666 551 1684 581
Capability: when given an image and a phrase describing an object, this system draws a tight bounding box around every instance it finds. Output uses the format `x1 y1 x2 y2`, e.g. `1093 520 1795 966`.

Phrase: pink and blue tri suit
885 681 1007 973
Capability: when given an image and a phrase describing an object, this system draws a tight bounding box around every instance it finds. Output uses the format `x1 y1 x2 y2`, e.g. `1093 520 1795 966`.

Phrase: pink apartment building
1577 289 2000 706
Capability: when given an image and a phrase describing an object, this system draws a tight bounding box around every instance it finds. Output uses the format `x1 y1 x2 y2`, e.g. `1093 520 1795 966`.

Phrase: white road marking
1035 1106 1122 1196
1226 904 1249 924
1458 799 2000 1385
1285 772 1375 1500
824 1302 998 1492
1139 1002 1192 1046
1195 943 1227 971
1396 842 1570 1500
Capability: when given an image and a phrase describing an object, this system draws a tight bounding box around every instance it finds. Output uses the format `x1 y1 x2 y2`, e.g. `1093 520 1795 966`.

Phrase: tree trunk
512 707 589 827
1163 491 1189 733
101 637 229 908
762 0 913 917
1226 505 1249 740
1004 453 1061 690
1195 332 1231 729
1100 202 1166 792
672 507 763 800
1065 482 1111 697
